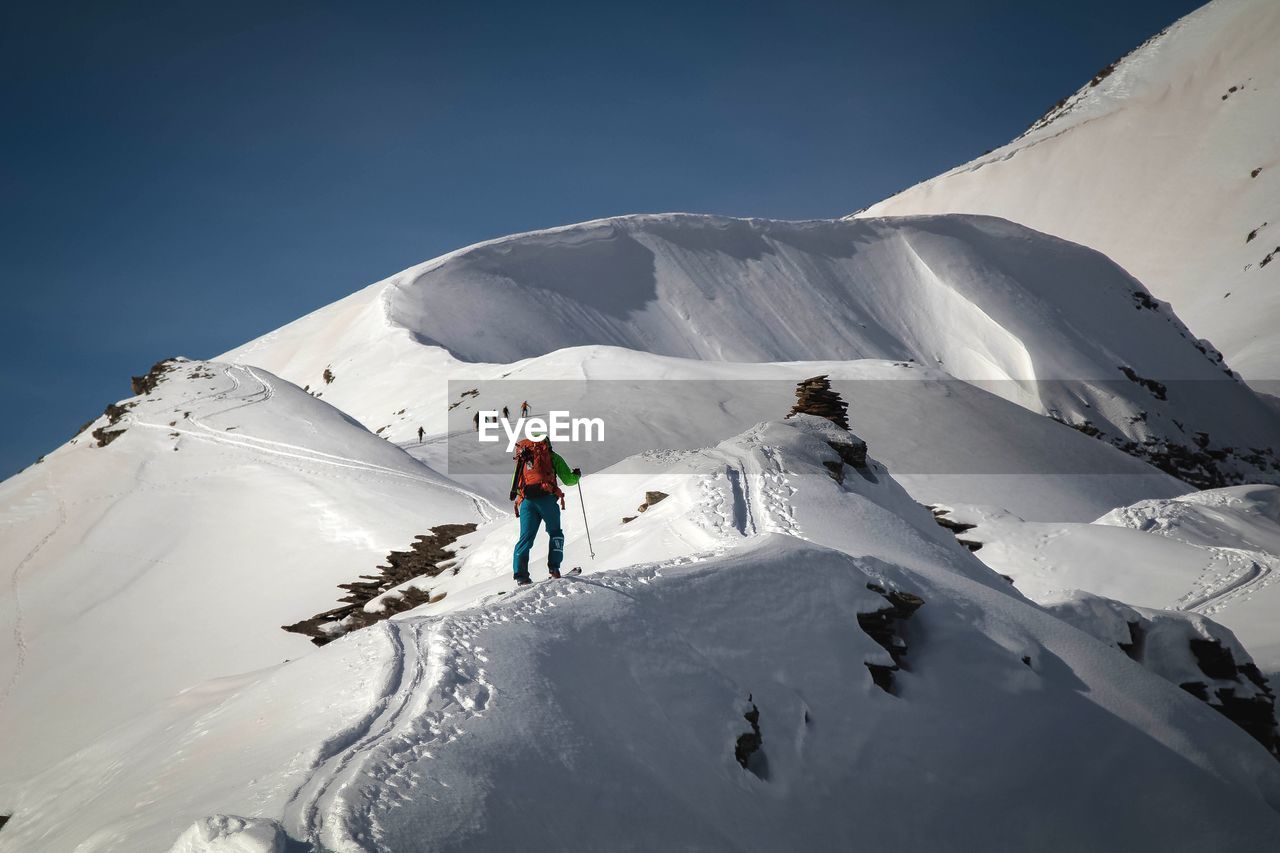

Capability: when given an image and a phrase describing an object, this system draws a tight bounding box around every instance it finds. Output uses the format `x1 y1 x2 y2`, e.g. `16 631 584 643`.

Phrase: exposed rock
643 490 667 508
1051 414 1280 491
927 506 983 551
323 367 335 385
786 375 849 430
1118 365 1168 401
1131 291 1160 311
283 523 476 646
92 402 133 447
827 437 867 469
857 583 924 695
130 359 179 396
1047 594 1280 760
636 491 669 513
735 697 765 778
84 359 183 447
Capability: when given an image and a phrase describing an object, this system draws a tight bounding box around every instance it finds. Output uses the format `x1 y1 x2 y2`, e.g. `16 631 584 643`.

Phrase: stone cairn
786 375 849 430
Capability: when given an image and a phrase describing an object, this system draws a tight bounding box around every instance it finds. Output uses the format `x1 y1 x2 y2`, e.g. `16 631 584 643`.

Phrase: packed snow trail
1175 549 1274 615
0 473 65 715
285 580 608 850
128 363 497 521
286 621 434 851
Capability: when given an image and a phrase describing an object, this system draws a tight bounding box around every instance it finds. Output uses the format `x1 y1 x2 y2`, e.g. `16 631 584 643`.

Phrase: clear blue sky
1 0 1202 477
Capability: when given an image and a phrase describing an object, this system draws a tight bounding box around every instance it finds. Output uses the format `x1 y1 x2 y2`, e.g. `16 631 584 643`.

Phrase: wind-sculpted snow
6 419 1280 852
0 359 490 788
858 0 1280 385
935 486 1280 674
220 212 1280 490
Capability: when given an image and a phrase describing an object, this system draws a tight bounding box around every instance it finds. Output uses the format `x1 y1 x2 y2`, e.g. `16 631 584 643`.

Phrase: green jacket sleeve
552 452 580 486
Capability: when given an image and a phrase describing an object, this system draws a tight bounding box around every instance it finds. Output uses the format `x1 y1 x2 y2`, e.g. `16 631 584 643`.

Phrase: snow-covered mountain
857 0 1280 386
934 484 1280 672
7 418 1280 852
0 359 491 786
223 212 1280 489
5 58 1280 848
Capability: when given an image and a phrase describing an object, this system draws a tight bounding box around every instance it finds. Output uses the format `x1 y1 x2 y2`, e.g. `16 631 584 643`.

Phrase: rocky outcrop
1182 640 1279 757
623 491 668 523
82 358 182 447
91 403 133 447
1118 365 1168 401
131 359 180 396
786 375 849 430
1054 415 1280 490
857 584 924 694
735 697 764 777
283 523 477 646
927 505 983 552
1047 593 1280 759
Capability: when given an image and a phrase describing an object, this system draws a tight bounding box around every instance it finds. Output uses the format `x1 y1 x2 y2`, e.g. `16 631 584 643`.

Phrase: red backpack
513 438 564 508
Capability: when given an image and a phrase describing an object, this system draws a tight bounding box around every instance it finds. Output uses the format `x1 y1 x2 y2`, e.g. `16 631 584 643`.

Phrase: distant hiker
520 400 530 418
473 411 480 431
502 406 510 420
417 426 425 443
509 436 581 585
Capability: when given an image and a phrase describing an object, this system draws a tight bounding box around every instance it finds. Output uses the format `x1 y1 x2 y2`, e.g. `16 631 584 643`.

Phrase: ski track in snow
288 580 604 850
0 472 66 713
693 437 800 549
1174 547 1276 615
129 365 496 522
724 464 754 537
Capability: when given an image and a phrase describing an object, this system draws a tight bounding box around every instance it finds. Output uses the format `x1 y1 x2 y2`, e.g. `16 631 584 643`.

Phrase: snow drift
222 213 1280 488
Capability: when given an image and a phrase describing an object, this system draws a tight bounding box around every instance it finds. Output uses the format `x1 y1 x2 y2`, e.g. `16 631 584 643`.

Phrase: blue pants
513 494 564 578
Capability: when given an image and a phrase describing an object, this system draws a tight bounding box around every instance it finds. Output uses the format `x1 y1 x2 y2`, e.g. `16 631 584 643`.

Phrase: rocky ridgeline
786 375 849 430
1054 410 1280 491
283 523 477 646
75 358 182 447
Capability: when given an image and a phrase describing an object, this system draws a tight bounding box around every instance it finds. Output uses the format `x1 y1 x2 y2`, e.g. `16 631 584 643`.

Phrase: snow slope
857 0 1280 385
934 485 1280 672
0 359 491 788
415 346 1185 522
6 418 1279 852
222 212 1280 488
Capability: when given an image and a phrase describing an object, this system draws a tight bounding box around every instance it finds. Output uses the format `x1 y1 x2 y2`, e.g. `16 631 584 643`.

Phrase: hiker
417 426 425 443
502 405 510 420
520 400 530 418
509 436 581 585
473 411 480 431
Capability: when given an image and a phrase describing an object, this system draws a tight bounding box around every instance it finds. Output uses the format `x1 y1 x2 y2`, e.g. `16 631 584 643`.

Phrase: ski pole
577 481 596 560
